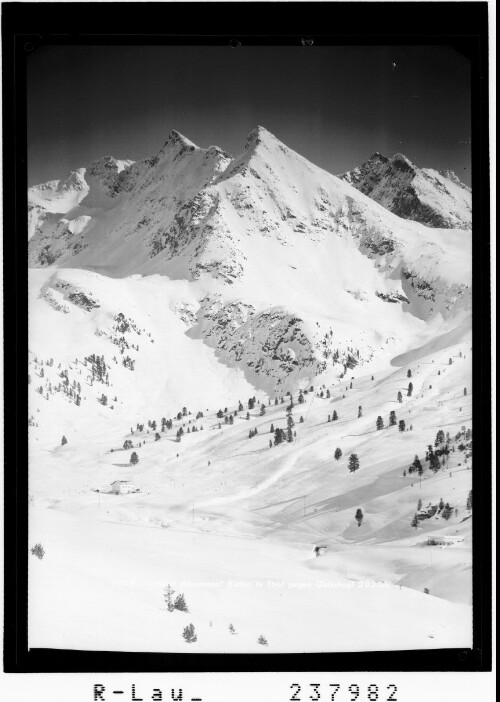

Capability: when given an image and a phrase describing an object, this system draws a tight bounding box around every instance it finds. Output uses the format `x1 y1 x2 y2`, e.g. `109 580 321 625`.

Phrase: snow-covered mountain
339 152 472 229
28 128 471 393
28 128 473 653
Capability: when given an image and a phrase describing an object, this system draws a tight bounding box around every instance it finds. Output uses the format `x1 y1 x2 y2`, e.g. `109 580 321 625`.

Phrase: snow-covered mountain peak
160 129 200 155
390 153 415 171
56 167 87 193
340 151 471 229
87 155 135 177
244 125 282 151
368 152 389 164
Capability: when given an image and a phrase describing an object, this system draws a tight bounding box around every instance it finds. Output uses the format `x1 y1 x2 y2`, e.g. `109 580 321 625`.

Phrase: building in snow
427 535 464 546
110 480 139 495
313 545 328 557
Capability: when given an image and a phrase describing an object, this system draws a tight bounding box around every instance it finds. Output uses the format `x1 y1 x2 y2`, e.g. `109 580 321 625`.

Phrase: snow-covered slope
339 152 472 230
27 126 473 653
28 277 473 651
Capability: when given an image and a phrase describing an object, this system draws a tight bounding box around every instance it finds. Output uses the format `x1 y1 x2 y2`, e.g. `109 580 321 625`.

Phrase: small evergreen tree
257 635 268 646
31 543 45 559
397 391 403 403
355 508 363 527
174 593 189 612
410 455 422 474
407 382 413 397
398 419 406 433
442 503 453 520
270 423 274 433
466 490 472 511
358 405 362 418
435 429 445 447
183 624 197 643
348 454 360 473
130 451 139 465
411 513 419 529
376 416 384 430
61 435 67 446
417 498 422 511
389 410 397 426
407 369 412 378
163 584 175 612
334 447 342 461
260 404 266 416
332 410 338 421
429 454 441 473
463 387 467 396
229 623 236 635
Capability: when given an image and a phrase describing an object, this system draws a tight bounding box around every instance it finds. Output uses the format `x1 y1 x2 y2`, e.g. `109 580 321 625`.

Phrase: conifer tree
376 416 384 430
417 498 422 511
257 635 268 646
355 508 363 527
407 369 412 378
429 454 441 472
174 593 189 612
61 435 67 446
466 490 472 510
435 430 445 447
182 624 197 643
389 410 397 426
260 404 266 416
358 405 362 418
399 419 406 432
270 423 274 433
410 455 422 474
411 513 419 529
163 584 176 612
348 454 360 473
397 391 403 403
442 503 453 520
332 410 338 421
334 447 342 461
130 452 139 465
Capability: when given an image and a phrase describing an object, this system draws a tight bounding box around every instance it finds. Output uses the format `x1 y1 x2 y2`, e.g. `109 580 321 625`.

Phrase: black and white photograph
2 2 492 689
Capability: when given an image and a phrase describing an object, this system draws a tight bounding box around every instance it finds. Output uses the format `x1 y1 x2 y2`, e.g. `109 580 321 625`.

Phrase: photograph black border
2 1 491 674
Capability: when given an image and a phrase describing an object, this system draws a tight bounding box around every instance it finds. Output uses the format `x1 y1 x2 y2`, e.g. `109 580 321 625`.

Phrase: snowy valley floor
28 273 473 653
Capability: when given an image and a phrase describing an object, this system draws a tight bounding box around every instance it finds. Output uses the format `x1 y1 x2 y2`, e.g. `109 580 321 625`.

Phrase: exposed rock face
339 152 471 229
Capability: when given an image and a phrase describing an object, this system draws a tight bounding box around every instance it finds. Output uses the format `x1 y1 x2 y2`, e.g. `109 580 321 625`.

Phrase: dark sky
27 44 471 186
